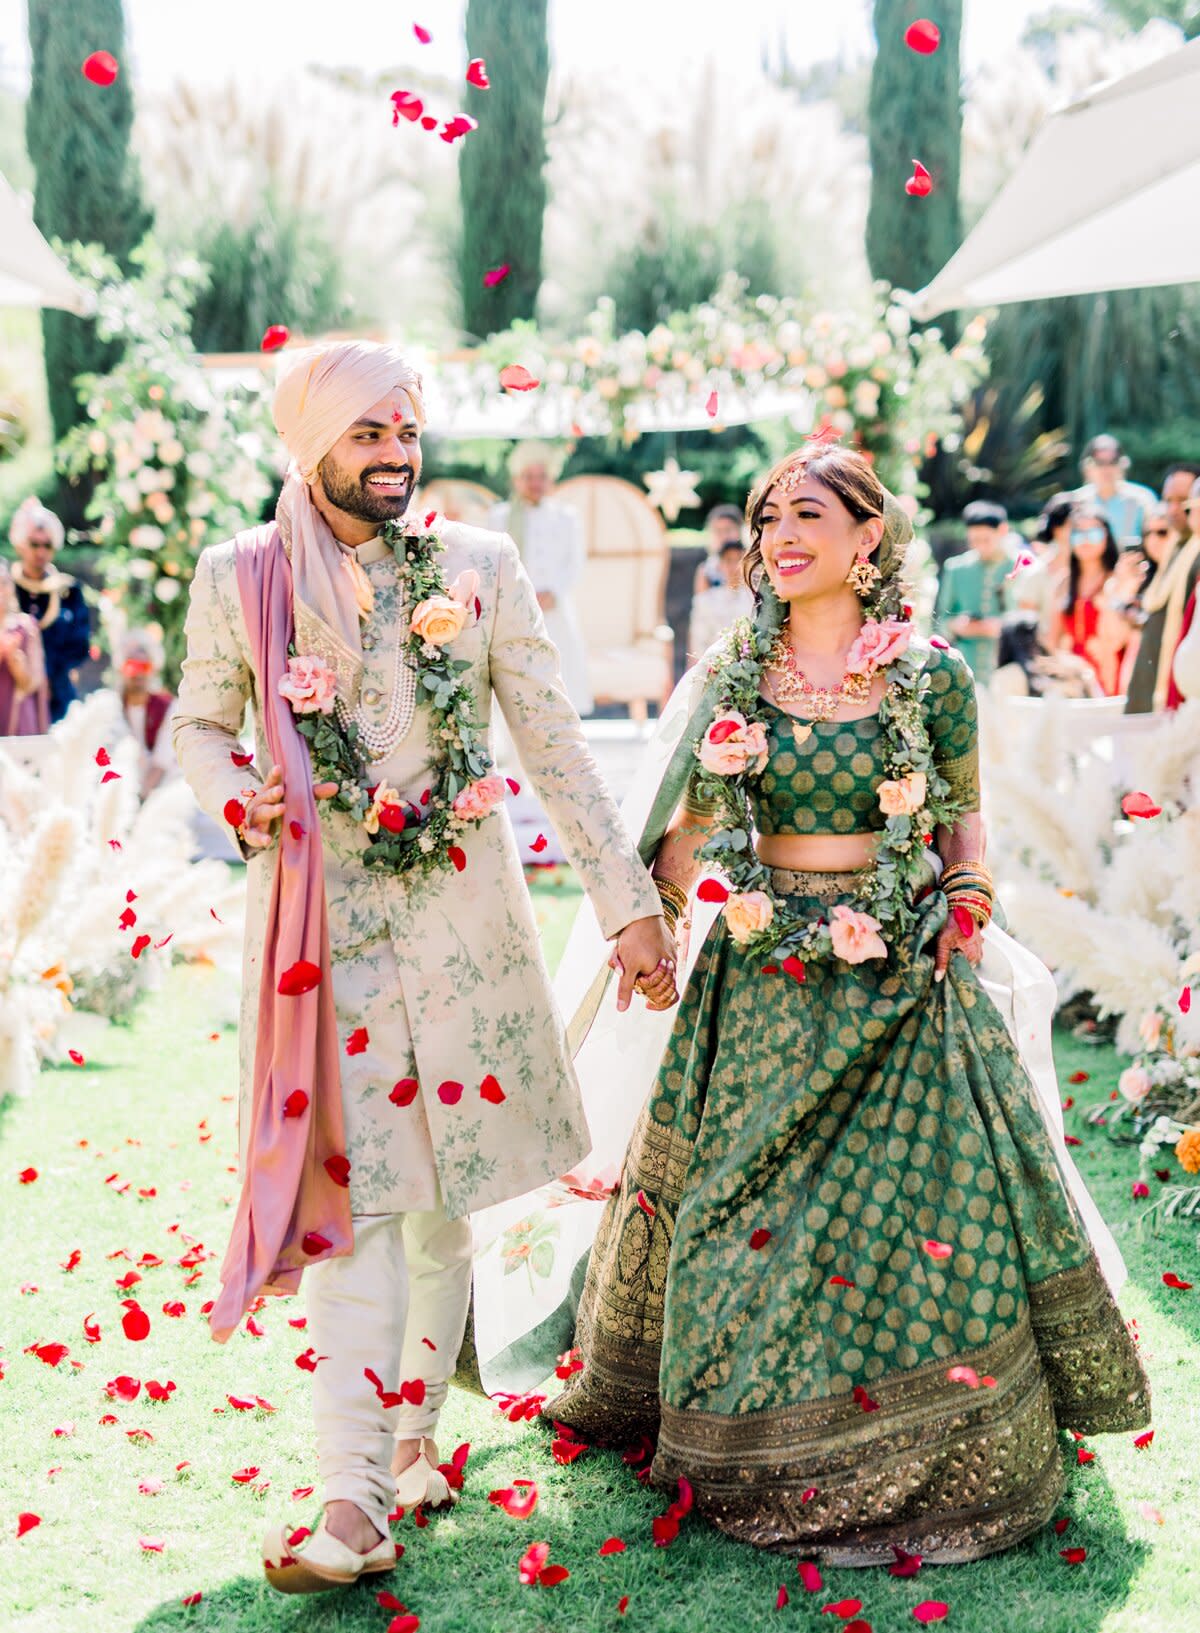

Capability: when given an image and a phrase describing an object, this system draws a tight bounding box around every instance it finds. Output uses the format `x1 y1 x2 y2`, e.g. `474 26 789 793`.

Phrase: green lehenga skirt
548 870 1150 1563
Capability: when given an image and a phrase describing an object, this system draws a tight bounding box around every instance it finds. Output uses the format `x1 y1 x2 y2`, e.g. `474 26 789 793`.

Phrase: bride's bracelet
655 875 689 930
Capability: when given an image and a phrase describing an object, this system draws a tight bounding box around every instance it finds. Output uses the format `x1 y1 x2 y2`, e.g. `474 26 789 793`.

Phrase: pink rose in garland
278 655 337 715
453 774 507 821
698 711 769 777
877 770 927 816
829 904 887 963
846 616 911 677
723 890 775 944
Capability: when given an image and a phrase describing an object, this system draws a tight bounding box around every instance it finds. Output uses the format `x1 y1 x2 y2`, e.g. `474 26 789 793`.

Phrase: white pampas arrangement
0 690 245 1097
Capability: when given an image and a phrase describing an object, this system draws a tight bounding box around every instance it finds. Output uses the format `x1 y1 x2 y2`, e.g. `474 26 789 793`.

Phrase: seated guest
8 496 91 722
1072 433 1157 548
688 536 753 660
1047 506 1128 695
692 503 746 596
1124 498 1198 713
934 499 1017 681
116 632 178 798
0 558 50 735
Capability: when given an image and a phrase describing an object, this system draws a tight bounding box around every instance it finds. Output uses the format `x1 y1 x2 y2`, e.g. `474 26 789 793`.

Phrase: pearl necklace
765 630 871 721
332 577 417 764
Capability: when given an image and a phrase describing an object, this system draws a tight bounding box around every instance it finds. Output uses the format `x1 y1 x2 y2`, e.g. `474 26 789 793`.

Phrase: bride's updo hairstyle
742 440 913 621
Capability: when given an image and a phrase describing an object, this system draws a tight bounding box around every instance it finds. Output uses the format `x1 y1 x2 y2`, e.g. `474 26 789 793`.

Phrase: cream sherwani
173 519 659 1530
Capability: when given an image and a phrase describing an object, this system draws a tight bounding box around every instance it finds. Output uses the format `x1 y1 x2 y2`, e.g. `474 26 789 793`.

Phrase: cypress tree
457 0 549 338
25 0 151 439
865 0 963 297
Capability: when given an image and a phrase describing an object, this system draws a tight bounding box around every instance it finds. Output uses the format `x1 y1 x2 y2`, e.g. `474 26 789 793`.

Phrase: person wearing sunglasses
7 496 92 722
1047 506 1129 695
1123 499 1198 713
1072 433 1157 551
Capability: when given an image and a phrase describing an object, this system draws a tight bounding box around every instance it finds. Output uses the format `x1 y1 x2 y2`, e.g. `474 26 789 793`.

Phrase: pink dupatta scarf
208 526 353 1341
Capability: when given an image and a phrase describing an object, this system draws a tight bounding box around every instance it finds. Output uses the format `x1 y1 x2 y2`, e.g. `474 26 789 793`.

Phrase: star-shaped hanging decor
643 457 701 523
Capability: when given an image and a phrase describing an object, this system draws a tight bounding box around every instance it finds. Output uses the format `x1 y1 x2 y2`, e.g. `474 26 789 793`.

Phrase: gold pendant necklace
766 631 871 721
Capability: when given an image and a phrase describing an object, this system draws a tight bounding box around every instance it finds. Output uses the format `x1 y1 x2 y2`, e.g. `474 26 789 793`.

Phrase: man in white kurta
487 441 593 715
172 343 676 1592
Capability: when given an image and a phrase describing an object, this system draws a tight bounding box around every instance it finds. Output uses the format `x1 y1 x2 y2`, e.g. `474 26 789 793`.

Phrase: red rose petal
499 364 540 393
323 1154 351 1188
223 798 247 829
519 1541 551 1584
913 1605 949 1625
162 1301 186 1318
829 1274 856 1287
1162 1272 1193 1289
1061 1547 1087 1564
706 390 719 419
278 960 321 996
95 747 111 766
294 1347 327 1370
853 1384 880 1412
282 1089 309 1118
1121 791 1161 820
17 1512 40 1537
749 1228 772 1250
448 845 468 872
775 1586 789 1609
489 1483 539 1519
636 1189 656 1219
466 57 490 88
599 1536 626 1555
906 160 933 197
797 1561 823 1592
904 19 941 53
230 1466 260 1483
413 22 432 42
390 89 424 125
947 1364 980 1388
138 1536 165 1552
68 1049 85 1066
260 325 290 352
1133 1429 1154 1449
231 749 254 767
122 1304 151 1342
822 1601 863 1618
18 1165 38 1184
131 934 152 960
301 1232 331 1256
888 1544 923 1577
1077 1446 1095 1464
484 263 511 287
1180 987 1192 1015
437 1080 464 1105
1132 1180 1150 1199
289 820 305 841
952 903 975 939
552 1435 588 1464
781 955 807 984
82 51 119 85
1054 1517 1070 1534
181 1592 202 1607
530 833 548 852
345 1026 369 1056
480 1074 506 1105
696 878 730 904
923 1239 953 1260
390 1078 420 1107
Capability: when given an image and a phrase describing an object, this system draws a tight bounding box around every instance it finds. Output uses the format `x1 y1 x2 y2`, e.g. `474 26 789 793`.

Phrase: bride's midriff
755 832 878 872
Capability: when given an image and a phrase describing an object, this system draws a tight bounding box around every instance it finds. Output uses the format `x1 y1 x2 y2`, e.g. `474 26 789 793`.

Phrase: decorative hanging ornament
904 20 941 54
643 457 701 523
82 51 119 86
906 160 934 198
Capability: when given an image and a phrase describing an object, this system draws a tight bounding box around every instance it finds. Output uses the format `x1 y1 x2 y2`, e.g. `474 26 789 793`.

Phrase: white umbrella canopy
913 38 1200 318
0 171 91 316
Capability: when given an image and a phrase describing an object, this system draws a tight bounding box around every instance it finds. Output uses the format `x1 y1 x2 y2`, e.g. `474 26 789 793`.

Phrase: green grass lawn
1 876 1197 1633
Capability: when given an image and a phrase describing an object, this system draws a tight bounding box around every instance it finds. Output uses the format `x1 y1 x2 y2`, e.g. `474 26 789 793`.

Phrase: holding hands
610 915 680 1013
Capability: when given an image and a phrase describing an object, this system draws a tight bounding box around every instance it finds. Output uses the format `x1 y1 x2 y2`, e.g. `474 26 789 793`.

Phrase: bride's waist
754 833 877 872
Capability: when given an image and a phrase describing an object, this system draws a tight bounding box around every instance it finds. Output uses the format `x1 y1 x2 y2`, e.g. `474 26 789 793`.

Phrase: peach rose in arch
829 904 887 964
723 890 775 944
698 712 769 777
452 774 507 822
877 770 927 817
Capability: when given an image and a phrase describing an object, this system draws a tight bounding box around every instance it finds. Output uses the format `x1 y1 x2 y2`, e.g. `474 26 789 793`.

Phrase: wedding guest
934 500 1017 681
1073 433 1157 548
0 558 50 735
117 632 178 797
8 496 91 721
487 442 592 715
1159 461 1200 542
1026 493 1074 637
692 503 746 596
1165 585 1199 707
1047 506 1129 695
688 536 753 660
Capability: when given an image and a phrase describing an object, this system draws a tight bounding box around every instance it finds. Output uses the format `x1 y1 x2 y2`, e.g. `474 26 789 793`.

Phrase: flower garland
689 609 964 969
281 516 504 879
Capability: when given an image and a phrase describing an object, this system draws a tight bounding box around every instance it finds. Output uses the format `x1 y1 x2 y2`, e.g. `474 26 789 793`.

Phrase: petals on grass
230 1467 260 1484
822 1601 863 1617
121 1303 151 1342
518 1541 551 1584
489 1483 539 1519
138 1536 165 1552
106 1374 141 1401
181 1592 202 1607
294 1347 327 1371
1133 1429 1154 1448
17 1512 40 1537
889 1546 923 1577
599 1536 626 1555
145 1380 176 1402
552 1435 588 1465
1060 1547 1087 1564
278 960 321 996
68 1049 85 1066
913 1605 949 1624
1162 1272 1192 1290
775 1586 789 1610
797 1561 823 1592
260 325 290 352
31 1341 69 1366
1132 1180 1150 1199
1139 1501 1164 1525
499 364 540 393
162 1301 186 1318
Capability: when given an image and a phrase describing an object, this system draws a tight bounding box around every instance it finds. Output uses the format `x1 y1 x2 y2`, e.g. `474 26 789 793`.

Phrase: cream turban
270 340 427 705
10 496 65 551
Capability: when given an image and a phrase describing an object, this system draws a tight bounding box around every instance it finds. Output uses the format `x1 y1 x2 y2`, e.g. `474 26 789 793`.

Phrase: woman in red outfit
1047 507 1130 695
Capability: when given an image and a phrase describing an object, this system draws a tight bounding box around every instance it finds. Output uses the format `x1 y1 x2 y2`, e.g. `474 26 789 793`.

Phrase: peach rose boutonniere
723 890 775 944
452 774 507 822
877 770 927 817
698 711 770 777
829 904 888 964
410 593 470 647
278 654 338 715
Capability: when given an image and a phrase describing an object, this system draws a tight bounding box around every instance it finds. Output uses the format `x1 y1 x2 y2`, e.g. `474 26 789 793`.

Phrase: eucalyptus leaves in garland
283 517 501 880
690 613 964 967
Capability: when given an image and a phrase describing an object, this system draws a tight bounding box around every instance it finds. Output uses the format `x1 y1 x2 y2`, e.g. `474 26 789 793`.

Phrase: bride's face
757 478 882 605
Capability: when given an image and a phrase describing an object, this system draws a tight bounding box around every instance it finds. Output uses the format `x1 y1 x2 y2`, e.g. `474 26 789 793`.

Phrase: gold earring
847 554 882 598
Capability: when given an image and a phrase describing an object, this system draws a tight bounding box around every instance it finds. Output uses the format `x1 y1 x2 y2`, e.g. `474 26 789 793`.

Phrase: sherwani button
362 634 376 651
363 687 382 706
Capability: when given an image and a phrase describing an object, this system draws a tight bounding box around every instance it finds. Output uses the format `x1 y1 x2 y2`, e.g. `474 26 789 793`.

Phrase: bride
471 439 1149 1564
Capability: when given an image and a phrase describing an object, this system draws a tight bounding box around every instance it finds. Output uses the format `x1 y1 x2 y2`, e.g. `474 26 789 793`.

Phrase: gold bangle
941 861 993 887
655 876 689 914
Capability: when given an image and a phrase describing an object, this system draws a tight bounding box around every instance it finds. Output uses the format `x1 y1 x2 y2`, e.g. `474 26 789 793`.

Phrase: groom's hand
242 764 286 849
610 915 679 1013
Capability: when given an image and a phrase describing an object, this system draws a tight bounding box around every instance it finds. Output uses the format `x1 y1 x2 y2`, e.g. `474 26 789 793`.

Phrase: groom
172 340 676 1591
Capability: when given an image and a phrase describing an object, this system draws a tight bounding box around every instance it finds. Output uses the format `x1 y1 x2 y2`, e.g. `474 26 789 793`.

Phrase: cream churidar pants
304 1203 473 1533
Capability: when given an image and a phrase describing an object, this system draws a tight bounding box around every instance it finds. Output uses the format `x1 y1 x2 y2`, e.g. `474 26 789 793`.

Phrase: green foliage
458 0 550 337
602 201 785 335
187 196 353 354
56 243 280 681
866 0 964 297
25 0 151 440
1096 0 1200 37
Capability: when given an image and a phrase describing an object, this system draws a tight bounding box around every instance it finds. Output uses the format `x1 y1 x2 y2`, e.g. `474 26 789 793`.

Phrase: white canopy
0 171 90 315
913 38 1200 318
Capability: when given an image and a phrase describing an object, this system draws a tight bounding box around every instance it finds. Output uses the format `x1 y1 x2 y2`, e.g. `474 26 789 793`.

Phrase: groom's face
315 389 423 525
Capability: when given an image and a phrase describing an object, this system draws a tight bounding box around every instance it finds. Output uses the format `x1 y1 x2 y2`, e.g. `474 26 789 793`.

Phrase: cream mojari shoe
262 1513 396 1594
392 1437 458 1510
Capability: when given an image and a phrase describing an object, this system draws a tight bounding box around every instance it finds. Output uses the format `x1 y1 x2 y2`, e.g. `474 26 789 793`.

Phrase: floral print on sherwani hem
548 876 1149 1561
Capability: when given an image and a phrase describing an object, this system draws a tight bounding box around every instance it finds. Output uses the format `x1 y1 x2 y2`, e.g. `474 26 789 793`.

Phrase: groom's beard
318 456 415 524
